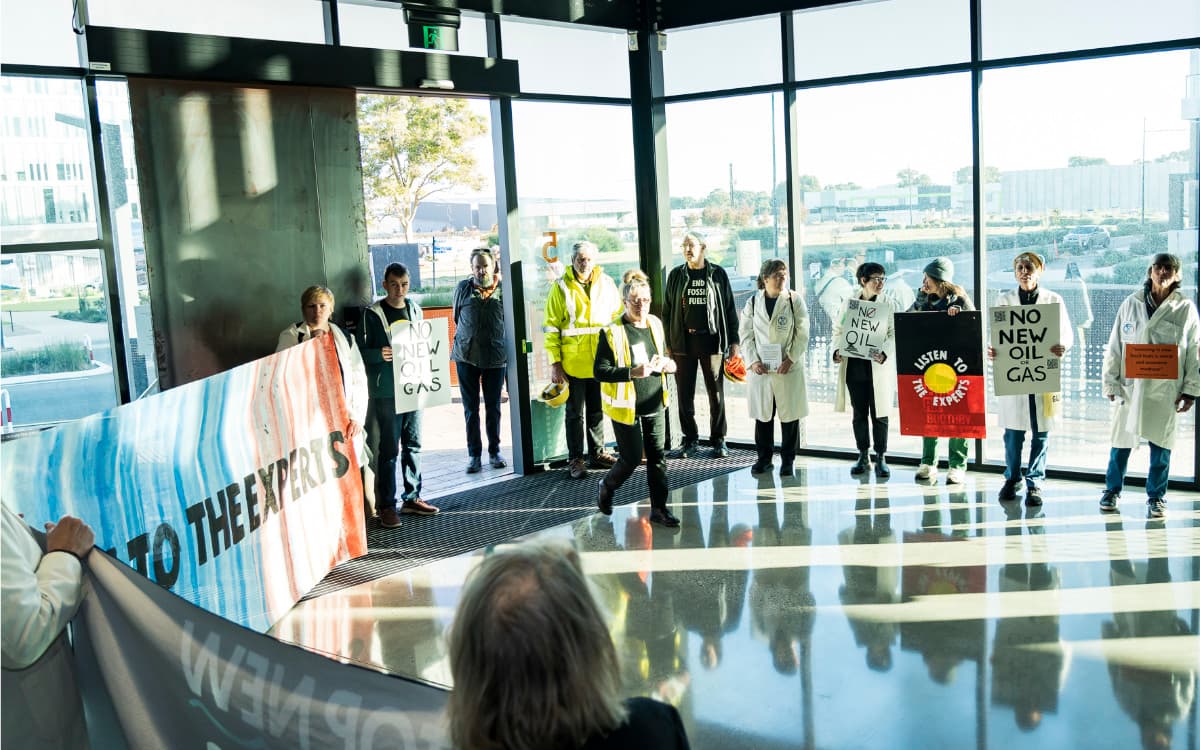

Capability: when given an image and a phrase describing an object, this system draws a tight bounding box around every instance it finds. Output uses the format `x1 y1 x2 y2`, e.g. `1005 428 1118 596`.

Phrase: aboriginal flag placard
895 310 986 439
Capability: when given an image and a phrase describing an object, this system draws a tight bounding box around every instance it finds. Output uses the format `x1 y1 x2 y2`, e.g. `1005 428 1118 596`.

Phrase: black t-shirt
581 697 690 750
684 266 709 333
381 300 410 326
625 323 664 416
764 294 778 318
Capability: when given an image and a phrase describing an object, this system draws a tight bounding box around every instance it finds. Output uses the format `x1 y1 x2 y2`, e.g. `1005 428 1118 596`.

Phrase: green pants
922 436 968 469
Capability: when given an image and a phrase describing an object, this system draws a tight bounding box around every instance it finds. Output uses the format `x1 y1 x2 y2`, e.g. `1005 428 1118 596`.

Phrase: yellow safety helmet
539 381 569 408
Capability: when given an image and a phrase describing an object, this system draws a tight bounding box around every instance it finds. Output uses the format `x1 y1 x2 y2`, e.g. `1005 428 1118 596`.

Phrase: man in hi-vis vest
543 241 623 480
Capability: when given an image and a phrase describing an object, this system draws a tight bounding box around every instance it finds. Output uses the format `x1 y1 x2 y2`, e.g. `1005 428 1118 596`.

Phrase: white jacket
1102 288 1200 450
739 290 810 423
276 322 369 460
993 288 1074 433
832 293 897 415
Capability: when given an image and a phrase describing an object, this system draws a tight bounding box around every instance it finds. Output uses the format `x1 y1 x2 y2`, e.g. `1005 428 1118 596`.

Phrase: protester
446 540 690 750
451 249 508 474
909 257 976 484
2 505 95 749
988 253 1072 506
543 241 622 479
816 257 855 326
739 259 810 477
596 270 680 528
1099 253 1199 518
662 231 740 459
832 261 896 477
359 262 438 527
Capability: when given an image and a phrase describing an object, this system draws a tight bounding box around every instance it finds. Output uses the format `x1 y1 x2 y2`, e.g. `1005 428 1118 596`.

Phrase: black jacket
581 698 690 750
450 278 507 368
663 261 740 355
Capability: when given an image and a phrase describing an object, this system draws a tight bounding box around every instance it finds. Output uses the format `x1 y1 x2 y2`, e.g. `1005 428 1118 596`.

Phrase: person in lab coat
739 259 810 476
1099 253 1200 518
988 253 1072 507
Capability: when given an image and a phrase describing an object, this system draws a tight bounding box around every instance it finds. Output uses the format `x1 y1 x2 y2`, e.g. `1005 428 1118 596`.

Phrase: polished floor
272 458 1200 750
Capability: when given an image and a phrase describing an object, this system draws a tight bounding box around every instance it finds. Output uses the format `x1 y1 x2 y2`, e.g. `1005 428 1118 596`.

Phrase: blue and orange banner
895 311 986 439
0 335 365 632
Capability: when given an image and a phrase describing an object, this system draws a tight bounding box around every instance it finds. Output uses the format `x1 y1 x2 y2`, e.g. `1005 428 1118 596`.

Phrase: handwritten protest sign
989 303 1062 396
1124 343 1179 379
895 311 986 439
391 317 452 411
836 298 889 360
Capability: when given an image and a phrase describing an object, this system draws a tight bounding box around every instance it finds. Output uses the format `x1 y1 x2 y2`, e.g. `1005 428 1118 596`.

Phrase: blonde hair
621 268 652 300
447 540 627 750
300 285 334 308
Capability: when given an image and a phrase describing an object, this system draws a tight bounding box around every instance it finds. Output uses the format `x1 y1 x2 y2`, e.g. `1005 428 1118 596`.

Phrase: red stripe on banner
897 374 987 439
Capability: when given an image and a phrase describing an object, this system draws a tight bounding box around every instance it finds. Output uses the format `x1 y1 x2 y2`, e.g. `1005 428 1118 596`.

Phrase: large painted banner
835 298 890 360
391 318 452 412
74 549 449 749
989 303 1062 396
895 311 986 439
0 335 366 632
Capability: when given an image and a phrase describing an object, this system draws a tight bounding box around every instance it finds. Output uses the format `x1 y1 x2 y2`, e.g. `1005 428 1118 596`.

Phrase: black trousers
754 403 799 464
672 343 726 443
564 374 605 461
846 377 888 456
602 410 668 511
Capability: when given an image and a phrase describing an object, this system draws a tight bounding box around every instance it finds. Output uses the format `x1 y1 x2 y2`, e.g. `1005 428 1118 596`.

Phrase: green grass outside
2 341 92 377
0 295 105 313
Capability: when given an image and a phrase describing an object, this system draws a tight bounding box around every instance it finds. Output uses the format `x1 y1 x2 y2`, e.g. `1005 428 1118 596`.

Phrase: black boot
874 454 890 477
850 451 870 476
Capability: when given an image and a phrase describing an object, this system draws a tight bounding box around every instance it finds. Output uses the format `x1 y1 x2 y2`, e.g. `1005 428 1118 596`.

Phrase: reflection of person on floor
991 503 1066 731
1102 519 1196 750
837 491 898 672
750 498 814 675
370 571 446 684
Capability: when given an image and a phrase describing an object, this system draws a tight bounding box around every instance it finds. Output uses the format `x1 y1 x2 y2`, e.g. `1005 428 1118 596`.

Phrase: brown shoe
377 507 403 528
400 498 439 515
588 450 618 469
568 457 588 480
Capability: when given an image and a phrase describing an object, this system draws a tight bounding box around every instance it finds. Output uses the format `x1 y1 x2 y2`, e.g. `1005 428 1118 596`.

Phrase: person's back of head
447 540 627 750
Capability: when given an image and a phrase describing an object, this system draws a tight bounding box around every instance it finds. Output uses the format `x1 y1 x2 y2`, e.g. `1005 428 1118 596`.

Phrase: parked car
1061 225 1111 250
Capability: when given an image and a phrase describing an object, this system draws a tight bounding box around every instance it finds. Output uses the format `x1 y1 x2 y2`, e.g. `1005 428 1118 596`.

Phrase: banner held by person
0 335 366 632
836 298 889 360
391 317 452 411
895 311 986 439
989 303 1062 396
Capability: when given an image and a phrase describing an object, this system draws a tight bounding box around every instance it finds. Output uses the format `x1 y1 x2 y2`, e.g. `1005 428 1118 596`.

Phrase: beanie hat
923 257 955 283
1013 252 1044 270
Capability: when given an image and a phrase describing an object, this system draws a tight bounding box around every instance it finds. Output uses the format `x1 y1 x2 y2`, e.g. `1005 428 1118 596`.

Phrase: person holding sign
909 257 975 484
988 253 1071 507
451 249 508 474
1099 253 1200 518
360 263 438 528
832 262 896 477
595 270 680 528
740 259 810 476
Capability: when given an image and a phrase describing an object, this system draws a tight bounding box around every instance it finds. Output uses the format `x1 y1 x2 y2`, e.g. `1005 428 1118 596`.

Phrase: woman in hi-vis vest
594 270 680 528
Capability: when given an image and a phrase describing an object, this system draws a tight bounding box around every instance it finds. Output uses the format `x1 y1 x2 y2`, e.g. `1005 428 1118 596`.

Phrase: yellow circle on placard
924 362 958 394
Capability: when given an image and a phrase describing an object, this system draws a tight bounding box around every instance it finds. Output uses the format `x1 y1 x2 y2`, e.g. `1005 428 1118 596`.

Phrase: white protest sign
989 303 1062 396
390 317 451 411
836 298 888 360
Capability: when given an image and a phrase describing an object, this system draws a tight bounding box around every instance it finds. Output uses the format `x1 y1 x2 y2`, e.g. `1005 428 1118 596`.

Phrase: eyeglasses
769 272 789 281
865 276 886 284
627 297 652 306
1014 263 1037 272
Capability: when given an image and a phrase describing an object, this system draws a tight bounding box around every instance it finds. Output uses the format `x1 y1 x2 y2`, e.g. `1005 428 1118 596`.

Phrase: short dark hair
757 259 788 290
383 262 409 281
856 262 886 283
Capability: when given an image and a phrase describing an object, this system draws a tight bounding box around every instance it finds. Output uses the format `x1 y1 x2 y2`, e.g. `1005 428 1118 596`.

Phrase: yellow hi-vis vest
600 316 670 425
542 268 622 379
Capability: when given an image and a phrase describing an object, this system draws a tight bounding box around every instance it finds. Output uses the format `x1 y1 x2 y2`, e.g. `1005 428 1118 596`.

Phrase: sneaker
649 508 680 528
915 464 937 482
568 457 588 480
998 479 1021 502
466 456 482 474
489 453 507 469
751 461 771 474
598 479 613 516
874 455 891 478
588 450 618 469
946 467 965 485
1024 486 1043 507
1147 497 1166 519
377 507 403 528
1099 490 1120 512
400 498 439 515
672 439 698 459
711 440 730 459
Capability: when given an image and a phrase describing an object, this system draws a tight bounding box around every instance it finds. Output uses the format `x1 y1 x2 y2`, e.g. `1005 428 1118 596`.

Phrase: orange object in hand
723 355 747 384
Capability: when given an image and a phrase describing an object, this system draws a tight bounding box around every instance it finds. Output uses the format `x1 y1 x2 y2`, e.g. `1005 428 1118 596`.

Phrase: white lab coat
277 322 369 461
832 293 897 415
739 290 810 423
993 289 1074 433
1102 288 1200 450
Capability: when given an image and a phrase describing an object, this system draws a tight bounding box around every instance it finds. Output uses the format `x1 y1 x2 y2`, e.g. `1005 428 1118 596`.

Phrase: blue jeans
1105 443 1171 500
456 362 505 458
371 397 422 509
1003 428 1049 488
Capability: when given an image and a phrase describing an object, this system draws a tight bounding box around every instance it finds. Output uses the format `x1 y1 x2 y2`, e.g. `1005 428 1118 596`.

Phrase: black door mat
301 447 756 600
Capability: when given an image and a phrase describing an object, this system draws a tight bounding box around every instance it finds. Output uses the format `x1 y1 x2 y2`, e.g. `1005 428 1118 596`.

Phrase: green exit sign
421 25 457 51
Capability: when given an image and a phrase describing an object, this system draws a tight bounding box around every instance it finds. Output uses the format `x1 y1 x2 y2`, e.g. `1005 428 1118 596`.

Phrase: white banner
836 298 888 360
390 318 452 412
988 303 1062 396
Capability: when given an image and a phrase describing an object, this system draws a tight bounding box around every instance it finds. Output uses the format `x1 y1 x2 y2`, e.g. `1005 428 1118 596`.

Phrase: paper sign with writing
391 317 452 411
1124 343 1179 379
988 303 1062 396
836 298 888 360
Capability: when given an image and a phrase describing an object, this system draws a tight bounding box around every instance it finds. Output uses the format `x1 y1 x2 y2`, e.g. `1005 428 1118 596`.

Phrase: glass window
792 74 974 458
501 19 629 98
338 6 488 57
0 250 120 426
982 0 1200 59
663 15 782 96
980 51 1197 480
793 0 968 80
0 0 82 67
0 76 98 244
511 101 637 461
665 92 788 445
86 0 327 44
